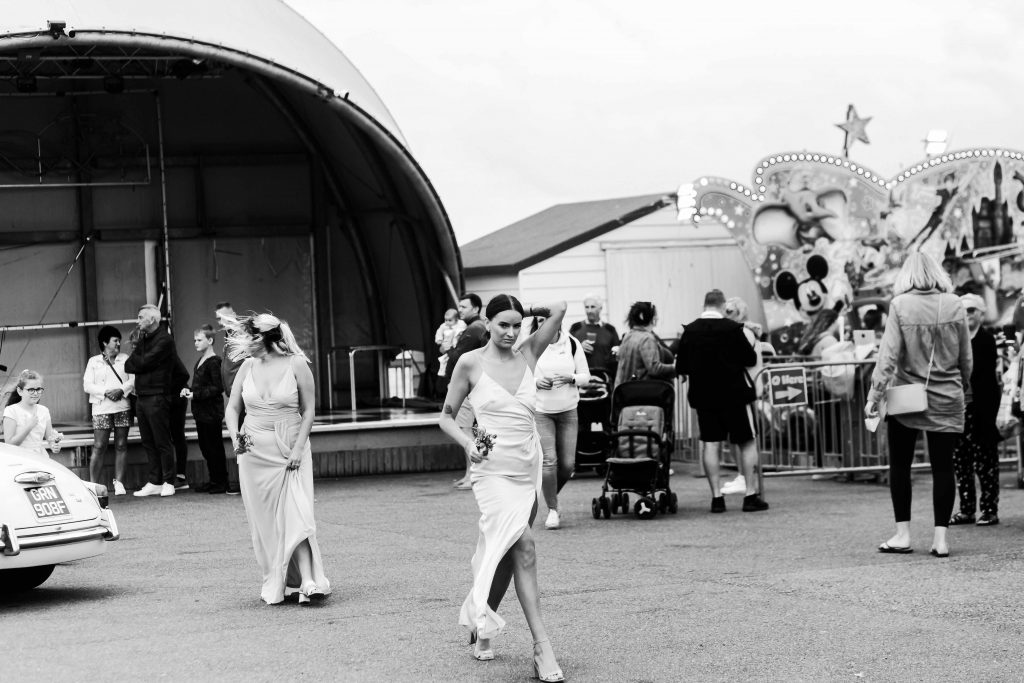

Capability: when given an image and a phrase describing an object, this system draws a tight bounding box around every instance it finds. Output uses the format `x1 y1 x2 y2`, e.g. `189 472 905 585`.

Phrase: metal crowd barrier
673 358 1024 487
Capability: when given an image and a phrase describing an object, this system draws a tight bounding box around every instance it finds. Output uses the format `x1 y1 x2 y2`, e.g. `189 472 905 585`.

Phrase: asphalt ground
3 463 1024 683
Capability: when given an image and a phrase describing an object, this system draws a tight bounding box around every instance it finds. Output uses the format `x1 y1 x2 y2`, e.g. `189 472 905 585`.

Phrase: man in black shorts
677 289 769 512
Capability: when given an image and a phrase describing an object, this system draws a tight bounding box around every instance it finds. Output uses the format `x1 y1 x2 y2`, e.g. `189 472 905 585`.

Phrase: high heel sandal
469 632 494 661
298 582 326 606
533 639 564 682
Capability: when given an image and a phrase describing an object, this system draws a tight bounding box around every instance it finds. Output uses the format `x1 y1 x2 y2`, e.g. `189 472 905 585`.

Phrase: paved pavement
3 463 1024 682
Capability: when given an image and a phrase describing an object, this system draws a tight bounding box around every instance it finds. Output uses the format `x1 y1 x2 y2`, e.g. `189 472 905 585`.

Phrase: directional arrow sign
767 368 808 407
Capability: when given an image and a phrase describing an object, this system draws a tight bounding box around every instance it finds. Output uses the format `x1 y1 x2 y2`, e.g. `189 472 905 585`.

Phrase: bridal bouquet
234 432 253 456
472 425 498 457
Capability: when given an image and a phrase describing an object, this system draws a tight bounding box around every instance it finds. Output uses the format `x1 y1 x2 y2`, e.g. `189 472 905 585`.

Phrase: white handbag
884 299 939 416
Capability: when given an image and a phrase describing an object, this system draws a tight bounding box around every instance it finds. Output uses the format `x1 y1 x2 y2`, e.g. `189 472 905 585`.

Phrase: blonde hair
724 297 749 322
892 252 953 295
222 312 309 363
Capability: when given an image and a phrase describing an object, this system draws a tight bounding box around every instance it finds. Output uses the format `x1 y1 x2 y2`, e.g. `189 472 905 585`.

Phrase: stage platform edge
50 409 462 488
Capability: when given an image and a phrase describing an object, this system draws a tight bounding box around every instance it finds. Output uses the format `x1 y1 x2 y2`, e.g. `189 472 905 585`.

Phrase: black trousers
136 394 175 486
195 419 228 487
952 405 1000 516
171 394 188 477
887 417 959 527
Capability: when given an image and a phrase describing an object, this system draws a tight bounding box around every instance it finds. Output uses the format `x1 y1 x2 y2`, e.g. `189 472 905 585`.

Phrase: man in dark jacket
126 304 181 497
950 294 1002 526
569 295 620 382
677 289 768 513
448 293 488 489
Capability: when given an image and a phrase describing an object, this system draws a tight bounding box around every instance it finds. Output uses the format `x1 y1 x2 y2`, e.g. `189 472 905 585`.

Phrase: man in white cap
949 293 1001 526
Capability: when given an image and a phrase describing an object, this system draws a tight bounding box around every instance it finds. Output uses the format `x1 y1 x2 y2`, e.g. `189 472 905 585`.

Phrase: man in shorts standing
677 289 769 512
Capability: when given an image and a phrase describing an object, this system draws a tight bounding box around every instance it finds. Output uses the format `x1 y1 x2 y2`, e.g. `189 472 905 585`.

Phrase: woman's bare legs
294 539 314 585
477 498 539 652
112 426 129 482
89 429 111 483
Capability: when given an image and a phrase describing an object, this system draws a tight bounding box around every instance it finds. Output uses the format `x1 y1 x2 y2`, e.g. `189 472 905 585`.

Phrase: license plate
25 485 72 519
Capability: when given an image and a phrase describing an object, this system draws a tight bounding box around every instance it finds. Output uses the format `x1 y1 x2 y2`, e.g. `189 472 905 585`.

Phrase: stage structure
0 2 460 419
679 147 1024 354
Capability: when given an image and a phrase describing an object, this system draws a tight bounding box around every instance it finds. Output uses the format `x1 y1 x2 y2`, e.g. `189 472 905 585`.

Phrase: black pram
591 379 677 520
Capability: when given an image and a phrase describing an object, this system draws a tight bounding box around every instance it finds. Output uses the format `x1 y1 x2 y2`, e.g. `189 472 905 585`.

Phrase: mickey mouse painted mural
774 255 829 314
752 173 847 249
681 145 1024 354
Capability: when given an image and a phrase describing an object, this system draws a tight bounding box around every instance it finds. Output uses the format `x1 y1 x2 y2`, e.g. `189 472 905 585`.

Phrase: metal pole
349 350 357 413
155 92 173 329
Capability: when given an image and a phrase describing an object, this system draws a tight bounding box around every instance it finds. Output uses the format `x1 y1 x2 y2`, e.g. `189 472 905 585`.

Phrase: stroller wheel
657 493 668 513
634 497 657 520
591 498 601 520
599 496 612 519
668 492 679 514
620 493 629 512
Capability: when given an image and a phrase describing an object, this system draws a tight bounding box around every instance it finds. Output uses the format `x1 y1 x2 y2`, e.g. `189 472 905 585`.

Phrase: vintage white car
1 443 119 592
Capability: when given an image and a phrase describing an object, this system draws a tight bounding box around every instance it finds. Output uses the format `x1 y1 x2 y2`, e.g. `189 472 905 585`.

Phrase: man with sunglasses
949 293 1001 526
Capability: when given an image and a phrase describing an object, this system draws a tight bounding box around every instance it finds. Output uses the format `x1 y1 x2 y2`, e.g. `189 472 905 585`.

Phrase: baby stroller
574 368 614 475
591 379 677 520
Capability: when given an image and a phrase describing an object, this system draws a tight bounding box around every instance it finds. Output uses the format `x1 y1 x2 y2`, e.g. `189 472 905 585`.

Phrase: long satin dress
238 366 330 604
459 364 543 639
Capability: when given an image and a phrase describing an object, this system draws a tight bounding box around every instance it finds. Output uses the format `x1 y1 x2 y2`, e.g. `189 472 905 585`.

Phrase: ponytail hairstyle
222 312 309 363
6 369 42 407
626 301 657 329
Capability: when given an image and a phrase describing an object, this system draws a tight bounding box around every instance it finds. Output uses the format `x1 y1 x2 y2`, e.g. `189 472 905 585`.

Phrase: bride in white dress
439 295 567 682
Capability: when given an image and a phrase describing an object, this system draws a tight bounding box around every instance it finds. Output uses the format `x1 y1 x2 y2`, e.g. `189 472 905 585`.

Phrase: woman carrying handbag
863 252 972 558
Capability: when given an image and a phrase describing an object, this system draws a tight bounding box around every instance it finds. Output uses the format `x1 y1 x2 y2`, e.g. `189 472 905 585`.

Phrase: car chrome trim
1 523 20 556
100 509 120 541
15 517 103 536
14 470 55 485
15 527 107 550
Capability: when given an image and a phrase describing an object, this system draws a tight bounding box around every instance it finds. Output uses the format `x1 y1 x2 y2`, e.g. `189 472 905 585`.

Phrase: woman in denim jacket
865 252 972 558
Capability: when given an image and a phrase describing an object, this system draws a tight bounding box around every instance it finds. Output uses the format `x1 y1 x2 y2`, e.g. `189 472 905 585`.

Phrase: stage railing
673 359 1024 488
325 344 408 413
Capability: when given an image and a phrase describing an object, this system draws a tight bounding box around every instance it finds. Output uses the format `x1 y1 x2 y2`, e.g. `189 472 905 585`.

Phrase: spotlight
46 20 67 40
170 58 207 80
15 75 37 93
924 129 949 157
103 74 124 94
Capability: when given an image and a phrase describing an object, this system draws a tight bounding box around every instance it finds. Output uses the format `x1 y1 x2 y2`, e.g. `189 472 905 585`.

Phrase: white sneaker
112 480 126 496
133 482 163 497
160 483 175 497
545 509 560 530
721 475 747 495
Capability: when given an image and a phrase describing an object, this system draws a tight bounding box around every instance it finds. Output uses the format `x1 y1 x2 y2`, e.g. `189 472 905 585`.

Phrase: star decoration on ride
835 105 871 156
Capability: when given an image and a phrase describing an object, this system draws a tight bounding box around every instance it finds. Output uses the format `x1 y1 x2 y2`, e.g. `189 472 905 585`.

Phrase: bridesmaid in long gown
224 313 330 605
439 294 567 682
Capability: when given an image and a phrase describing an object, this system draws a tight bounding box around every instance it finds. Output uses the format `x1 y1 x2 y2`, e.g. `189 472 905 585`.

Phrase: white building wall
464 204 759 338
463 273 519 310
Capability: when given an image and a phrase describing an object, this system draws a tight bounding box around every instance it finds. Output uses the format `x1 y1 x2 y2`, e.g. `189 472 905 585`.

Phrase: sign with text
767 368 808 407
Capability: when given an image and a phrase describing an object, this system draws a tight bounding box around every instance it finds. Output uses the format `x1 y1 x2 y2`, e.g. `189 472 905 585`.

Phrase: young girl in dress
4 369 63 459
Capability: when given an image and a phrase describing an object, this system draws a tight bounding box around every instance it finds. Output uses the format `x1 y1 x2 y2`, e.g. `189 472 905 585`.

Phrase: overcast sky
285 0 1024 245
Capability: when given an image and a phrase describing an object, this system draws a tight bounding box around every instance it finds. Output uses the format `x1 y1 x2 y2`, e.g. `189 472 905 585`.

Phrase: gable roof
461 193 674 275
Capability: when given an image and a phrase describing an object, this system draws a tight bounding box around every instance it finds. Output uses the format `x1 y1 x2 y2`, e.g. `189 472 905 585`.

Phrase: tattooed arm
438 350 486 463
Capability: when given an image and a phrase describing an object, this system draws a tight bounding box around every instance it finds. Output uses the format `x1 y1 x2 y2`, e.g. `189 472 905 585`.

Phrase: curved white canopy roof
0 0 405 143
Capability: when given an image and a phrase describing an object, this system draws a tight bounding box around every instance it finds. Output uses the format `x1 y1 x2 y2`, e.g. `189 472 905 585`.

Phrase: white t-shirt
3 403 52 457
534 333 591 414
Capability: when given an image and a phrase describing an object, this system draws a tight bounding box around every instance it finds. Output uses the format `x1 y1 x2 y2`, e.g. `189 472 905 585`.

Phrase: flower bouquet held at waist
472 425 497 457
234 432 253 456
